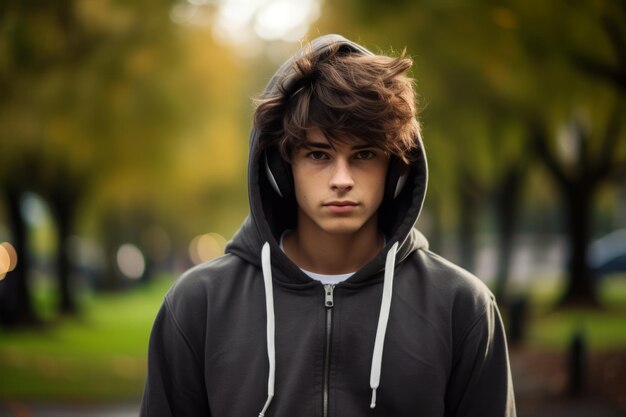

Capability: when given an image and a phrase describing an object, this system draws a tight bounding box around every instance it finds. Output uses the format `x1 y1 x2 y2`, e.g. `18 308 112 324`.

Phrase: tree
519 1 626 305
318 0 626 306
530 106 623 305
0 0 194 316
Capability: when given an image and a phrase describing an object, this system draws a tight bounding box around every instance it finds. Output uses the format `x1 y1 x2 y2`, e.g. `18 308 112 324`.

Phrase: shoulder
168 253 245 294
408 248 496 322
164 253 252 322
406 249 503 352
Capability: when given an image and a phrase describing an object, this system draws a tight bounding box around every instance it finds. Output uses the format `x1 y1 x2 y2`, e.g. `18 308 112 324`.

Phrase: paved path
0 403 138 417
2 399 624 417
1 400 625 417
518 400 626 417
510 348 626 417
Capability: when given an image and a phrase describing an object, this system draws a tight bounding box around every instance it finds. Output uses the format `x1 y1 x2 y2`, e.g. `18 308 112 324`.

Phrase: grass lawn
523 274 626 350
0 275 173 403
0 272 624 403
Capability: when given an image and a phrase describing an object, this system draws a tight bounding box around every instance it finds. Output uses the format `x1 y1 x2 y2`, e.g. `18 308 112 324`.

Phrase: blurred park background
1 0 625 415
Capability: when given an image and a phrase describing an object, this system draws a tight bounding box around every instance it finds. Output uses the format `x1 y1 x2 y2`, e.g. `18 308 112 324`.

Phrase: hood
226 34 429 287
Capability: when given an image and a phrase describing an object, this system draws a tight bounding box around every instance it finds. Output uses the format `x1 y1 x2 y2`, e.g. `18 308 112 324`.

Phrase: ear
264 147 295 200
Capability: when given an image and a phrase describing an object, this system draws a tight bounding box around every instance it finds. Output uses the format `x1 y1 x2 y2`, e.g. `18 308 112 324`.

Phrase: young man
140 34 516 416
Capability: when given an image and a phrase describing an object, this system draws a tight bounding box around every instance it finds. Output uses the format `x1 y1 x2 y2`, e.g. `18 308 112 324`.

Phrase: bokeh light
170 0 320 53
0 247 8 279
116 244 146 280
188 232 227 264
21 193 48 227
253 0 320 42
0 242 18 280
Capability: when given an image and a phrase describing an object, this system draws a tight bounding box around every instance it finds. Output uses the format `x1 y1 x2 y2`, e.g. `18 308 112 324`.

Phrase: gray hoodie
140 34 516 417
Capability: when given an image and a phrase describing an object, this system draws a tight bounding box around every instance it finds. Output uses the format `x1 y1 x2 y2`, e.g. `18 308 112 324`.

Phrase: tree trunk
493 164 524 302
530 116 604 307
50 197 79 315
0 188 38 326
560 184 599 306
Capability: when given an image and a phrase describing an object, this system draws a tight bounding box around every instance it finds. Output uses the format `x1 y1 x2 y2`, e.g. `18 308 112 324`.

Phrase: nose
329 158 354 192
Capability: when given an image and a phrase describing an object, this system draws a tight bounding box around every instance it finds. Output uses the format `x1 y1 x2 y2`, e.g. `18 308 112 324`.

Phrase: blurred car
588 228 626 277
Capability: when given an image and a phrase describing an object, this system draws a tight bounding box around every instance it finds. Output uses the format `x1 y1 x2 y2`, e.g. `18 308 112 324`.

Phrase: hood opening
258 162 297 242
226 34 429 281
378 165 415 239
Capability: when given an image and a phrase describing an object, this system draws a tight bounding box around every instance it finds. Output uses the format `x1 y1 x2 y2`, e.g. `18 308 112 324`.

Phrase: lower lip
325 204 358 214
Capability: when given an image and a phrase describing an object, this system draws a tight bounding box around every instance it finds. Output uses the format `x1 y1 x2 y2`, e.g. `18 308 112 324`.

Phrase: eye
307 151 329 160
354 150 376 160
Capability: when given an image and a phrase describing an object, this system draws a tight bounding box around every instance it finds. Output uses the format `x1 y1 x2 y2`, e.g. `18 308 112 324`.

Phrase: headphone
263 146 411 202
261 36 415 204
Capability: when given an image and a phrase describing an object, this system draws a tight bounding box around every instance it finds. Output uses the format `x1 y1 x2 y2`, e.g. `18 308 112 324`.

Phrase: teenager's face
290 128 389 236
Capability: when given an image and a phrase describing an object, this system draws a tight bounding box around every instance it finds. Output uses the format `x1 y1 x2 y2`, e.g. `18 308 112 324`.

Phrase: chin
319 219 367 235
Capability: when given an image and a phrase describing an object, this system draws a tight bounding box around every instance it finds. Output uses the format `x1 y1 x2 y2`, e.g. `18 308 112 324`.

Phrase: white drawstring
259 242 275 416
258 241 399 413
369 242 399 408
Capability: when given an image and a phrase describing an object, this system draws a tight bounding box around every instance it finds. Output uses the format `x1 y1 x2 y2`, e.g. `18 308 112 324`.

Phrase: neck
283 217 384 275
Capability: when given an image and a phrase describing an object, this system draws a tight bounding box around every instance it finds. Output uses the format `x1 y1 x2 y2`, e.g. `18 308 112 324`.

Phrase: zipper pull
324 284 335 308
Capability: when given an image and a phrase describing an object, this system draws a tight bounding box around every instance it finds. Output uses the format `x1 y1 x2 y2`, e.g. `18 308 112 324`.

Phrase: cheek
292 169 314 202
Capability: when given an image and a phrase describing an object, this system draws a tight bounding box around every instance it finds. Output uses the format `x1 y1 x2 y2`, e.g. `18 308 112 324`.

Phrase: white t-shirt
279 230 354 284
298 269 354 285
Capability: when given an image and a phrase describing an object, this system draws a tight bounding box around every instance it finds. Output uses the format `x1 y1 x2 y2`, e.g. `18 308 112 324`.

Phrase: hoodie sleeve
444 298 516 417
140 297 211 417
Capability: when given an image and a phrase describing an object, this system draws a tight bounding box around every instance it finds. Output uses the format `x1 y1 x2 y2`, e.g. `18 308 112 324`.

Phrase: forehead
305 127 372 149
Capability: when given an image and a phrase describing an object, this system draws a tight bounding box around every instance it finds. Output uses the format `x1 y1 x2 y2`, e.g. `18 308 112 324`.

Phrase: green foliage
317 0 626 230
0 0 251 244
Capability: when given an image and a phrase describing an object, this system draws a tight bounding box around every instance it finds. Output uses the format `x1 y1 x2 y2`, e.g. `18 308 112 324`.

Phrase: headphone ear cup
264 147 294 200
266 148 408 202
384 157 409 201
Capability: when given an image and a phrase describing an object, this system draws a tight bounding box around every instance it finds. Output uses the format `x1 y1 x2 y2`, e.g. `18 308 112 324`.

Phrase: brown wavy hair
253 43 421 164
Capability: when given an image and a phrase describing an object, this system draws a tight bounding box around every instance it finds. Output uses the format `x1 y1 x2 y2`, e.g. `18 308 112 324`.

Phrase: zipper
323 284 335 417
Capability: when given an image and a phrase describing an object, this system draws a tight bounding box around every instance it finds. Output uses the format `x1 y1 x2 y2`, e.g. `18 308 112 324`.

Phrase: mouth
323 201 359 207
323 201 359 213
